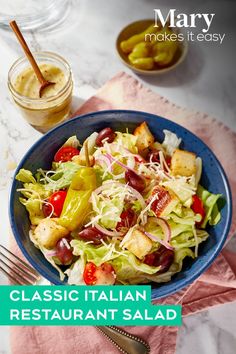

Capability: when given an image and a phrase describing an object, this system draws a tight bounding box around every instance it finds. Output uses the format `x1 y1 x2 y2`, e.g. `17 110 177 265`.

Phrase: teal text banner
0 285 182 326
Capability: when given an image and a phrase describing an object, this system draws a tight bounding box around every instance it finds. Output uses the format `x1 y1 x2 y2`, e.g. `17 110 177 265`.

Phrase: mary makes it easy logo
150 9 225 44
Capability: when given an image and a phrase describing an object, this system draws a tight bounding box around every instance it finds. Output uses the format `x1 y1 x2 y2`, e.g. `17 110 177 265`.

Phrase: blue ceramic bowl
9 110 232 299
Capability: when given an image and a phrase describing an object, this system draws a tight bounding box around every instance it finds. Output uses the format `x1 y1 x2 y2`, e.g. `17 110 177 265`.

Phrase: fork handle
96 326 150 354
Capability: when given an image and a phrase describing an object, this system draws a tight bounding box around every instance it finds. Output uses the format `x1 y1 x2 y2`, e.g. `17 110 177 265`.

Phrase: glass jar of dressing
8 51 73 133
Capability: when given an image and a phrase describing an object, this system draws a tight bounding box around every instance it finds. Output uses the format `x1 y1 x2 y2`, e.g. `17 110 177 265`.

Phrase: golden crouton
34 218 69 249
171 149 196 177
123 228 153 259
134 122 155 153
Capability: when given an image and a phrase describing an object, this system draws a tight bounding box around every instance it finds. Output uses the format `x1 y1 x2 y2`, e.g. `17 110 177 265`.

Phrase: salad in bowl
15 121 223 286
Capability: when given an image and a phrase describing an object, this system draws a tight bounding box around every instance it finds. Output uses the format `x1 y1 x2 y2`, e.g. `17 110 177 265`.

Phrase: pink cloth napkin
11 72 236 354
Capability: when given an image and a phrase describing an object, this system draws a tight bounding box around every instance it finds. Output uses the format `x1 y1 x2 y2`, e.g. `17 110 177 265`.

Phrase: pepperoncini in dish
120 24 179 70
152 40 178 66
128 42 154 70
120 24 158 54
59 167 96 231
129 57 154 70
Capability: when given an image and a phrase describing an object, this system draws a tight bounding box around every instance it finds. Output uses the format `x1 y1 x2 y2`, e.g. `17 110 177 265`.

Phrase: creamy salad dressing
13 64 66 99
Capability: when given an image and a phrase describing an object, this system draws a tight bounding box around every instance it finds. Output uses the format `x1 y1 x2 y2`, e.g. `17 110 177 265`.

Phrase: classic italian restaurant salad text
16 122 222 285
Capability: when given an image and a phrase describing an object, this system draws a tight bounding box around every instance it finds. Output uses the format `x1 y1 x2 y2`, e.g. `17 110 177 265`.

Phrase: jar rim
8 51 72 103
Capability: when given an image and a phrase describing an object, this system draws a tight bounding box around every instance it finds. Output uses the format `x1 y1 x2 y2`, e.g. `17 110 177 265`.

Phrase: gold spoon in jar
9 20 55 98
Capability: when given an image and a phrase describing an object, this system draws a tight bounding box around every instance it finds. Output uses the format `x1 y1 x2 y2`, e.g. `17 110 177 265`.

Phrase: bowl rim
9 109 233 299
115 18 188 75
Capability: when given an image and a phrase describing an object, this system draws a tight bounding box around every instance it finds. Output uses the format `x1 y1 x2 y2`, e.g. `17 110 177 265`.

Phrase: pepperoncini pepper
152 40 178 66
128 42 154 70
120 23 180 70
59 167 96 231
120 24 159 54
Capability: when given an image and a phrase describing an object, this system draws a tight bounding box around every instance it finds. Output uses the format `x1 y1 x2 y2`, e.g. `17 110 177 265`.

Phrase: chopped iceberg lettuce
16 179 51 225
197 186 222 227
161 178 196 208
169 209 202 226
71 239 161 285
110 253 161 283
71 239 122 265
162 129 182 156
38 161 81 191
89 184 127 229
16 169 36 184
65 257 86 285
62 135 81 149
19 197 45 225
145 216 194 240
114 131 138 153
171 229 209 249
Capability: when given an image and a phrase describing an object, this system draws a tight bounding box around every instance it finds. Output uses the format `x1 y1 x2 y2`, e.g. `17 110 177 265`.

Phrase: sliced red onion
95 155 113 171
123 147 145 163
105 153 136 174
93 181 146 209
105 153 135 179
120 183 146 209
144 231 174 250
108 144 143 165
145 216 172 249
152 217 171 243
105 154 113 163
93 181 115 195
94 222 123 237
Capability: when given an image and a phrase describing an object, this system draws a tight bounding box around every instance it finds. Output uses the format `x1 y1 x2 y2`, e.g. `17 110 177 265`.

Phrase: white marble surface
0 0 236 353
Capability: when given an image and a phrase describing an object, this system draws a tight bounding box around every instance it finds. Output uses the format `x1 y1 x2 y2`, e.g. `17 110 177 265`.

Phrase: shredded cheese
138 194 158 225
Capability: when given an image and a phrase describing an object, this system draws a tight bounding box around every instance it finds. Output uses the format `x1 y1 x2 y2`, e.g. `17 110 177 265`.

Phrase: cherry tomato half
191 195 205 226
43 190 67 217
83 262 97 285
54 146 80 162
83 262 116 285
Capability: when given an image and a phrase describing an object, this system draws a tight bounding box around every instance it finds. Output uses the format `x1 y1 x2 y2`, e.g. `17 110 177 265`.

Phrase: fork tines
0 244 40 285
